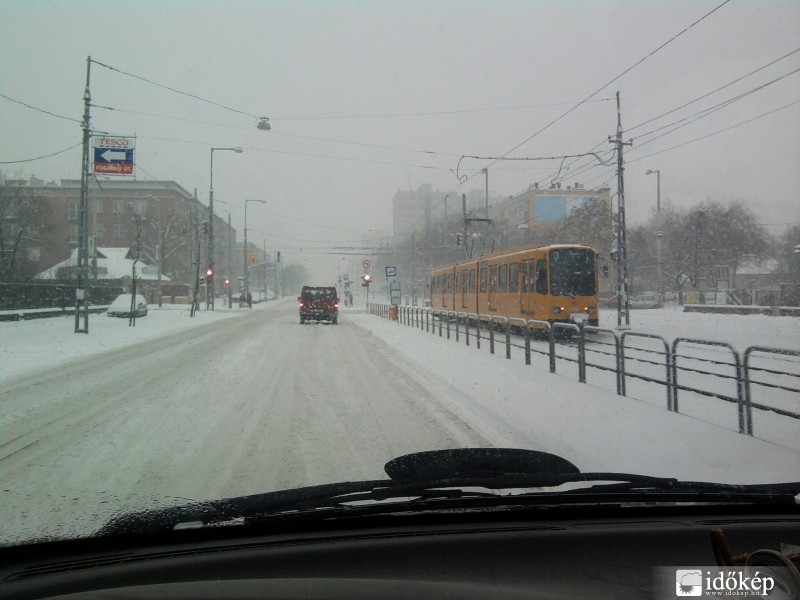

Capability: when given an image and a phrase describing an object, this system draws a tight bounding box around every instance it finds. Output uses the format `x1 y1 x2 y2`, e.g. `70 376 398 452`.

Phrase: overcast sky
2 0 799 281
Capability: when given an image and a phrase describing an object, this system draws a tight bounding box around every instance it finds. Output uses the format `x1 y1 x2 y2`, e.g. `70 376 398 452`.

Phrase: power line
90 58 261 122
470 0 733 178
628 47 800 134
573 98 800 188
628 99 800 163
269 99 615 121
137 134 451 171
631 67 800 148
92 104 463 157
0 142 82 164
543 65 800 189
0 92 82 124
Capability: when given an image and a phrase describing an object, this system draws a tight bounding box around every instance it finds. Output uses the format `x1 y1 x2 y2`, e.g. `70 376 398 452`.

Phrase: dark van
298 286 339 325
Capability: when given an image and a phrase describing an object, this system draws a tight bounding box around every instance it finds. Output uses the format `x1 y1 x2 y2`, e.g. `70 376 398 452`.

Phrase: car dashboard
2 504 798 599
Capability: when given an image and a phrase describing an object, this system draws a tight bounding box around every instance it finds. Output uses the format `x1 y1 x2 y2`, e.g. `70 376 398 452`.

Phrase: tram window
480 267 487 293
468 269 476 292
455 272 462 294
509 262 519 292
461 270 468 292
499 264 508 292
535 259 548 294
489 266 498 292
446 273 452 294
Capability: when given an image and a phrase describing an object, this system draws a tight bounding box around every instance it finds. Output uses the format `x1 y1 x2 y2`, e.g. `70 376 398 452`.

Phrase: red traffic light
206 268 214 277
224 278 231 285
363 274 372 282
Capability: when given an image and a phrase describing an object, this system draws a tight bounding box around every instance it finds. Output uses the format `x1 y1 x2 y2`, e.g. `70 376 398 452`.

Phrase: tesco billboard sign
93 136 135 175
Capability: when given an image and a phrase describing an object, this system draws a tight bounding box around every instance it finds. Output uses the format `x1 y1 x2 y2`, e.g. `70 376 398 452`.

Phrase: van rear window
304 288 336 298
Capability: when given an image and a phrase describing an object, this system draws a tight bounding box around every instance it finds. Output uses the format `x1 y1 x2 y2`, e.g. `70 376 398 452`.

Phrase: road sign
362 260 371 270
93 136 135 175
390 281 401 306
385 266 397 278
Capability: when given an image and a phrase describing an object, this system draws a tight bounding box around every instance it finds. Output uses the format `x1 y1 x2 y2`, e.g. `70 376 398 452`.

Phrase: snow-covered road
0 301 492 543
1 299 798 545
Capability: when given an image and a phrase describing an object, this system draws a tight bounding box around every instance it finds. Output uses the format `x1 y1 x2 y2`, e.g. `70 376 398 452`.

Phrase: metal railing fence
367 303 799 438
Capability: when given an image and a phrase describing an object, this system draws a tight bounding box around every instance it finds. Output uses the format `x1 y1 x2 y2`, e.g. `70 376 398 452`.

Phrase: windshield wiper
98 449 800 536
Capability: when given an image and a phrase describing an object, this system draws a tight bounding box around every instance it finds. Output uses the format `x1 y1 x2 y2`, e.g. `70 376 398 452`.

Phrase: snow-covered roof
36 247 171 281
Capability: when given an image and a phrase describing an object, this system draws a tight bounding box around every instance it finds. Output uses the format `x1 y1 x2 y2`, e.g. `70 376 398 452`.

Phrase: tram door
531 258 549 318
520 259 534 315
487 265 498 312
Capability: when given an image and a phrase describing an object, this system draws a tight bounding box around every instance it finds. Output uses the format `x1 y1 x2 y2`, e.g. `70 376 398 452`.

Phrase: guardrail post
548 325 556 373
578 328 587 383
525 325 531 365
489 320 495 354
505 319 511 360
476 315 482 350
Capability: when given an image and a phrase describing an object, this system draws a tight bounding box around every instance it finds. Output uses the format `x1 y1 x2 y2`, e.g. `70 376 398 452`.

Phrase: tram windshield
549 248 596 297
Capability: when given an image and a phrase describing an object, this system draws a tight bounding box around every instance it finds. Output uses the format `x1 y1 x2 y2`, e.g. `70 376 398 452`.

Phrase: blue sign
94 147 134 164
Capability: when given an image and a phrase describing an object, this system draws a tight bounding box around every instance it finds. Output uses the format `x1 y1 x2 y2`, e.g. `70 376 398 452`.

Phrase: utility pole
443 194 448 266
610 91 632 328
484 168 489 219
228 212 233 308
463 192 492 260
75 56 92 334
462 194 468 259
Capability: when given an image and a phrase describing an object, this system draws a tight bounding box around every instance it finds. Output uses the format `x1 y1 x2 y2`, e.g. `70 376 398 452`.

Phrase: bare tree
0 173 47 282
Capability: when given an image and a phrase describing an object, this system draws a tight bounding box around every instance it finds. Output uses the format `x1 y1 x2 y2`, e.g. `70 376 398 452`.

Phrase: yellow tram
428 244 602 328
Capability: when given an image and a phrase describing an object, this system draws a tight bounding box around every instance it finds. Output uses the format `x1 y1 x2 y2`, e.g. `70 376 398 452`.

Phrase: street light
146 195 164 307
208 146 243 310
645 169 664 299
244 199 266 305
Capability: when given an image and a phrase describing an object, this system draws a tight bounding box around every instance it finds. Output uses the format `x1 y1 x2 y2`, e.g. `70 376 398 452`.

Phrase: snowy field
1 299 798 544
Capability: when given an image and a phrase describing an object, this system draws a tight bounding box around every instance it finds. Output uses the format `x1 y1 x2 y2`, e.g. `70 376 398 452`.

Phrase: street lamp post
209 146 243 310
243 199 266 306
146 195 163 307
645 169 664 299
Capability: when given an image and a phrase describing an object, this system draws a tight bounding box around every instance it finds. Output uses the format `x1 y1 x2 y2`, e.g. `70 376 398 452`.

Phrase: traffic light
362 273 372 287
224 278 231 286
206 268 214 284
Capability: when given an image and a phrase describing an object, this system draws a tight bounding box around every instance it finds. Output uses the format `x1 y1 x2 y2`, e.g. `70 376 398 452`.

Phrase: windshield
1 1 799 548
549 248 596 297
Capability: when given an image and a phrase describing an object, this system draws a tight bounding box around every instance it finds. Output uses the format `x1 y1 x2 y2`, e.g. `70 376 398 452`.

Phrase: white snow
0 300 798 545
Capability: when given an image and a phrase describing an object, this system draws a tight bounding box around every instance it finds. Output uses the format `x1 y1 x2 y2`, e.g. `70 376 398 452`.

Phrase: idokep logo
671 568 780 597
675 570 703 596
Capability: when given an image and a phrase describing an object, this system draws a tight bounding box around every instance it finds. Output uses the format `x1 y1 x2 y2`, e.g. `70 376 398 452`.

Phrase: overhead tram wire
628 100 800 163
464 0 734 179
267 99 615 122
390 0 734 246
629 67 800 146
135 134 452 171
90 59 261 123
543 65 800 190
572 99 800 190
628 47 800 134
91 103 465 159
